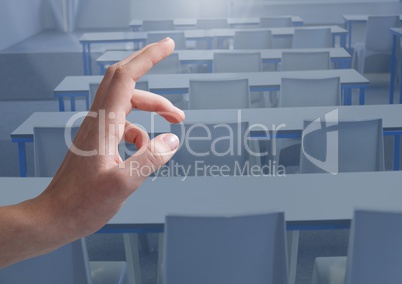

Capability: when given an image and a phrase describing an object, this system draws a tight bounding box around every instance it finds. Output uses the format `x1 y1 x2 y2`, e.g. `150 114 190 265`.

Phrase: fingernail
159 37 171 43
163 134 179 151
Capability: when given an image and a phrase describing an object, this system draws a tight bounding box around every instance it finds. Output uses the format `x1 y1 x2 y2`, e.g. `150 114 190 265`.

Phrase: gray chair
233 30 272 50
169 121 251 176
163 212 288 284
213 52 264 107
142 20 174 31
353 15 400 73
188 78 251 110
300 118 385 173
260 17 292 28
146 52 185 109
0 239 127 284
213 52 262 73
196 18 228 29
291 27 332 48
275 76 341 172
311 209 402 284
34 126 79 177
146 31 186 50
279 77 341 107
148 53 181 74
281 51 331 71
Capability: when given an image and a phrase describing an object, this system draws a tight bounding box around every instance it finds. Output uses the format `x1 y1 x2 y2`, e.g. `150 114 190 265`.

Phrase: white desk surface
391 27 402 36
79 26 346 43
128 16 304 27
11 105 402 139
1 171 401 228
53 69 368 95
343 14 402 22
96 48 351 64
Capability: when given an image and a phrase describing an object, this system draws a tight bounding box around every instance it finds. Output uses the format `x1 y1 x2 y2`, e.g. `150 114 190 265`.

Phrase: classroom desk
2 172 401 284
1 171 401 230
129 16 304 31
390 27 402 104
96 48 352 74
79 26 347 75
11 104 402 177
54 69 368 112
343 15 402 51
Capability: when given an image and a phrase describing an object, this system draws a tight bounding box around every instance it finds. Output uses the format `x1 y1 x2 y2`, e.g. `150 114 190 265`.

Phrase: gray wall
0 0 44 51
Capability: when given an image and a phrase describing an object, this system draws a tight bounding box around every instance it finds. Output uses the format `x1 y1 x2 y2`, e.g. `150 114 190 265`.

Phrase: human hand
13 38 184 259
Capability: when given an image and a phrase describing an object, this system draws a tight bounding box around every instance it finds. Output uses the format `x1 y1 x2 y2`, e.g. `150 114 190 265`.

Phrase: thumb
123 133 179 181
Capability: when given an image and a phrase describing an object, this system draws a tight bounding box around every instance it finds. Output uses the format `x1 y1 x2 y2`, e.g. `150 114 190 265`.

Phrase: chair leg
287 230 300 284
123 234 142 284
157 233 164 284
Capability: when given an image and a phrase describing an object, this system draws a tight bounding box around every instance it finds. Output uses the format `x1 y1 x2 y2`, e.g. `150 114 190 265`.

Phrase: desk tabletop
128 16 304 27
96 48 351 64
53 69 368 95
79 25 346 43
11 105 402 139
1 171 401 229
390 27 402 36
343 14 402 22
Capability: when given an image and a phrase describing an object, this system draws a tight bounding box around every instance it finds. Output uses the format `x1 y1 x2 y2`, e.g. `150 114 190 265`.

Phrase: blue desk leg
82 44 88 75
340 34 346 49
18 142 27 177
87 44 93 75
207 62 212 73
71 96 76 112
58 97 65 112
100 64 106 75
342 88 352 105
207 38 212 49
390 35 397 104
345 21 352 53
359 88 365 105
86 94 90 110
394 135 400 171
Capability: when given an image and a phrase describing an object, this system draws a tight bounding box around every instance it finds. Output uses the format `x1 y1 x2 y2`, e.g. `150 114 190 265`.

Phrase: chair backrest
344 210 402 284
89 82 100 107
0 239 91 284
147 31 186 49
34 126 79 177
260 17 292 28
300 119 385 173
135 80 149 92
213 52 262 73
142 20 175 31
281 51 331 71
196 18 229 29
188 78 251 109
147 53 181 74
365 15 400 52
169 121 250 176
279 77 340 107
233 30 272 49
292 28 332 48
163 212 288 284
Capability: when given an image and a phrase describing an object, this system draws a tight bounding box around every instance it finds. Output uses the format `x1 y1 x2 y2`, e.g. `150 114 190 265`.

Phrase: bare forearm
0 197 76 268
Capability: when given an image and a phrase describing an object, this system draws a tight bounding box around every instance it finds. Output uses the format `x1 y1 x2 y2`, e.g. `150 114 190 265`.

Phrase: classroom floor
0 28 400 284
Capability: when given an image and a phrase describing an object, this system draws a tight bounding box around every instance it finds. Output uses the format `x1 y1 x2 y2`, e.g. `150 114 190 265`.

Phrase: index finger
101 38 182 117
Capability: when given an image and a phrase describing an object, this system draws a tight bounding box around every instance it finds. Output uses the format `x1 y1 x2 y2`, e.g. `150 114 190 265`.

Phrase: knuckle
145 143 165 169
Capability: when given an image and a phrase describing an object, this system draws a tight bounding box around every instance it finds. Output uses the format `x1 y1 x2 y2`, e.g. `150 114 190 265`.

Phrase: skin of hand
0 38 184 268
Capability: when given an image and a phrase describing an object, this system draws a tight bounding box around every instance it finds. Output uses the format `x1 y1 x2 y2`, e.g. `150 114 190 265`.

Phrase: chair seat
311 256 347 284
91 261 128 284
